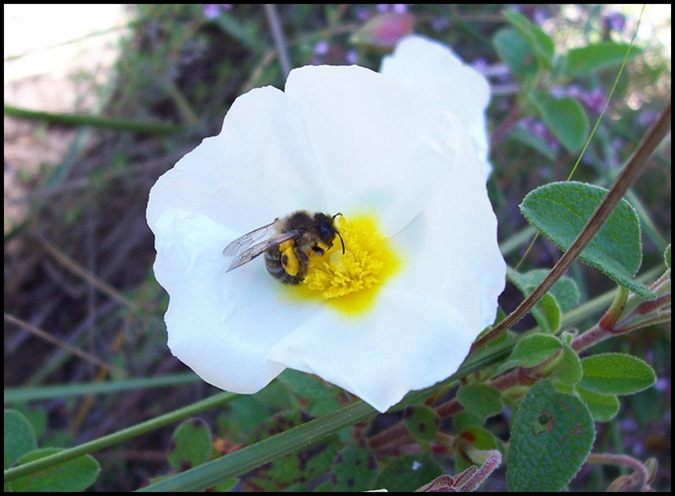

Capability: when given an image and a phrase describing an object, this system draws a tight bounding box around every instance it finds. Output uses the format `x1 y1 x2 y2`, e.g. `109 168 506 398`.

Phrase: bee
223 211 345 284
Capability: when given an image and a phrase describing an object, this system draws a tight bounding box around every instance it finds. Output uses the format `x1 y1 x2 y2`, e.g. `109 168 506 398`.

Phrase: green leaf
331 445 378 491
509 123 559 159
138 349 510 492
510 269 580 312
452 411 485 434
456 426 502 473
377 454 443 492
509 269 580 333
536 292 562 333
4 410 37 469
277 369 341 415
403 405 439 443
264 430 338 490
502 9 555 68
493 28 537 80
247 410 340 487
580 353 656 395
10 447 100 492
533 95 589 152
520 182 654 299
457 384 504 420
218 389 286 441
553 344 583 386
168 418 213 472
266 436 339 486
507 381 595 491
576 385 620 422
498 334 562 373
565 42 641 76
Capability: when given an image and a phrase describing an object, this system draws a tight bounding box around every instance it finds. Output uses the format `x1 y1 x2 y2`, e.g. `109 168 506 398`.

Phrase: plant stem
473 101 672 351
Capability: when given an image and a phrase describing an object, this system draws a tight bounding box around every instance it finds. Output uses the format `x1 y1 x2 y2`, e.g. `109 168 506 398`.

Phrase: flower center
296 214 400 314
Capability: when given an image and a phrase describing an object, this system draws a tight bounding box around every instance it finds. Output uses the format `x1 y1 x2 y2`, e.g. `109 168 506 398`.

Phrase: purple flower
203 4 232 20
313 40 330 56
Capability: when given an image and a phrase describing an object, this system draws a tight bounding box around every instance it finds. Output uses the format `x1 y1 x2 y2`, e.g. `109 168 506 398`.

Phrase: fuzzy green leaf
502 9 555 68
580 353 656 395
507 381 595 491
168 418 212 472
498 334 561 373
457 384 503 420
332 445 378 492
509 269 580 333
536 292 562 333
534 95 589 152
520 182 654 299
403 405 439 443
10 448 100 492
4 410 37 470
576 385 621 422
510 269 580 312
565 42 641 76
553 344 583 386
455 426 502 473
493 28 537 80
377 454 443 492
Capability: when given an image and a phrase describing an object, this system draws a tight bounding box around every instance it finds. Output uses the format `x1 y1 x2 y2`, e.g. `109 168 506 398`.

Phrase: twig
264 4 292 78
472 101 671 351
4 313 125 375
36 234 141 312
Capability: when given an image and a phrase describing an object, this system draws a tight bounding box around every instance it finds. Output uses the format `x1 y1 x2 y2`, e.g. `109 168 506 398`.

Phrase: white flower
380 35 493 178
146 38 505 413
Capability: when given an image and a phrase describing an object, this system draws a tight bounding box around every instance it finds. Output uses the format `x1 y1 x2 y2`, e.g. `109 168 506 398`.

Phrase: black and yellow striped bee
223 210 344 284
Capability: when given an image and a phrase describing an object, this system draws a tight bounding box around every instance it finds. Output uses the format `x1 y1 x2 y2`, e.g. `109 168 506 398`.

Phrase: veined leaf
580 353 656 395
565 42 641 76
493 28 537 81
532 95 589 152
507 381 594 491
520 182 654 299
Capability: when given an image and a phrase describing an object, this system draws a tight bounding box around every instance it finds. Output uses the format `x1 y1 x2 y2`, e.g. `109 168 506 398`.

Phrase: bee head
311 212 345 256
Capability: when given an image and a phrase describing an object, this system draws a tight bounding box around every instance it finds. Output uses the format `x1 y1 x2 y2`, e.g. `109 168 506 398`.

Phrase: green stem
3 373 198 403
4 104 185 135
4 392 236 483
473 101 672 351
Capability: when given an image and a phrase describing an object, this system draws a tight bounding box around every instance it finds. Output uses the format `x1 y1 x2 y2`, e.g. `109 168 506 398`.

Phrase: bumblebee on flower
223 210 345 286
147 35 506 413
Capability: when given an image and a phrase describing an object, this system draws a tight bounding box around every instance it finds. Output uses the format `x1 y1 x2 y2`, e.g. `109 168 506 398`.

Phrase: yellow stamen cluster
301 215 399 312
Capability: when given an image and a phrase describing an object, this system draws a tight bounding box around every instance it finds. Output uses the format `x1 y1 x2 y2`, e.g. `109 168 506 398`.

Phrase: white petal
285 65 460 236
268 115 505 413
380 35 493 178
146 84 345 393
147 61 505 411
150 209 328 393
268 288 476 413
388 113 505 328
147 85 331 236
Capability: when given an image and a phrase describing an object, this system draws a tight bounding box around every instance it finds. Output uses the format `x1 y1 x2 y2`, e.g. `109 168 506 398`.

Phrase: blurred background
4 4 671 491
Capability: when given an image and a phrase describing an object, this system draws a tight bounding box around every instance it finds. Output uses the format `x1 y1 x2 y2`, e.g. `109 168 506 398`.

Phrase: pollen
299 214 400 314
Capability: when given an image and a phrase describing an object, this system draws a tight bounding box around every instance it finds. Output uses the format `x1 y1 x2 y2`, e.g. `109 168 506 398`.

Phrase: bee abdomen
265 247 306 285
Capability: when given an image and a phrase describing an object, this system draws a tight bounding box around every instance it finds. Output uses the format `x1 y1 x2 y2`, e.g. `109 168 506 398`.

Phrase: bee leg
291 247 309 282
280 246 308 284
265 245 308 285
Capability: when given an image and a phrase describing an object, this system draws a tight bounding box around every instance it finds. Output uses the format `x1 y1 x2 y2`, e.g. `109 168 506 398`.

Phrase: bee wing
224 225 301 273
223 221 277 256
